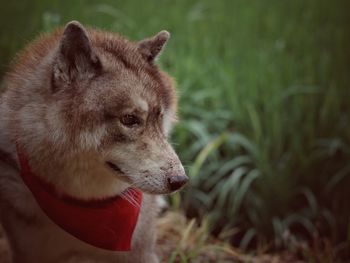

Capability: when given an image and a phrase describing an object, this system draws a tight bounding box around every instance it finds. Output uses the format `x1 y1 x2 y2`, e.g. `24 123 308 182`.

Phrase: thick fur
0 21 187 262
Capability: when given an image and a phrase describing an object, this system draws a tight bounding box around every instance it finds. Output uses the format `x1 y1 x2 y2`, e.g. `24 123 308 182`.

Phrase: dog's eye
121 114 141 127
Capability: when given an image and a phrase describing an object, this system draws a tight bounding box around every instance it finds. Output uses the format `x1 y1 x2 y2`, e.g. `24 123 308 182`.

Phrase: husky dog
0 21 188 262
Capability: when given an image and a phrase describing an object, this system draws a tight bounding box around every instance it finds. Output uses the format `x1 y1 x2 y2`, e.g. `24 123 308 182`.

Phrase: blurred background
1 0 350 262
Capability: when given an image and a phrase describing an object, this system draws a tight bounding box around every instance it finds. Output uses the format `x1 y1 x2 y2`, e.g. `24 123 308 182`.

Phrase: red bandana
16 145 142 251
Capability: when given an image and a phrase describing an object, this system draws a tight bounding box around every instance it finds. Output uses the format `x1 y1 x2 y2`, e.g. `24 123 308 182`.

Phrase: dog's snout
167 175 188 191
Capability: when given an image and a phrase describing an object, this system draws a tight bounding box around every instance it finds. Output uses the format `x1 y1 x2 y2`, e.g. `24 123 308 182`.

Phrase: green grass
1 0 350 260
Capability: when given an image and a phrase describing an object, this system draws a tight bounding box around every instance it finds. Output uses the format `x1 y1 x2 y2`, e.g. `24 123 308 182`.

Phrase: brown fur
0 21 187 262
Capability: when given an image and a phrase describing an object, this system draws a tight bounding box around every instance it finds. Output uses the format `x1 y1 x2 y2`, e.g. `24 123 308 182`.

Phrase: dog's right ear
52 21 101 89
138 30 170 63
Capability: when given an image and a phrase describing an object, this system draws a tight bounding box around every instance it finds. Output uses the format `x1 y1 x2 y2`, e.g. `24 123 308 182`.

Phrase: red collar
16 144 142 251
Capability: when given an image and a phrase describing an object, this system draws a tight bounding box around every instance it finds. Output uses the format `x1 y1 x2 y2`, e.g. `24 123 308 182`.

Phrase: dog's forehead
79 36 173 113
112 88 161 113
88 73 166 112
81 81 160 116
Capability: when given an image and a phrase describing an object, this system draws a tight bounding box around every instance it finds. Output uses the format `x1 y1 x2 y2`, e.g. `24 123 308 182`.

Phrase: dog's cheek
45 104 69 145
78 125 107 150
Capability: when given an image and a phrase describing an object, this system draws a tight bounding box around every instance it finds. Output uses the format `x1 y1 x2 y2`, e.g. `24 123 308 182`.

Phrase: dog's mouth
106 161 125 175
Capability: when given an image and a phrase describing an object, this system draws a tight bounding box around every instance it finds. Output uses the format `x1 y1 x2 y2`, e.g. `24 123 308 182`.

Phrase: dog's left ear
53 21 101 88
138 30 170 63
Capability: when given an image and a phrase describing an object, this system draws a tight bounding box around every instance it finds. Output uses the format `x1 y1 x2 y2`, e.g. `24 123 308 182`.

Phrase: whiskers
120 189 140 208
119 179 148 208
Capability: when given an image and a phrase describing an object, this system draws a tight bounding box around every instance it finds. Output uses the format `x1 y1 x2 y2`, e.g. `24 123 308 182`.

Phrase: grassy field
1 0 350 261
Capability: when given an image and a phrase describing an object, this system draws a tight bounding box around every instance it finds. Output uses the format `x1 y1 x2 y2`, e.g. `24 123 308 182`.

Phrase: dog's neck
0 148 18 170
17 144 143 250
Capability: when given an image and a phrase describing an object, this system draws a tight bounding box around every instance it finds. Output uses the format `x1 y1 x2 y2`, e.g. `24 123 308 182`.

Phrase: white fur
79 124 107 149
134 98 148 113
46 103 68 144
163 109 174 135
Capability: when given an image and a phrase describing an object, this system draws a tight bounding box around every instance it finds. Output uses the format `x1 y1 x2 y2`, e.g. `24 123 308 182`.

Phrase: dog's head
13 21 187 198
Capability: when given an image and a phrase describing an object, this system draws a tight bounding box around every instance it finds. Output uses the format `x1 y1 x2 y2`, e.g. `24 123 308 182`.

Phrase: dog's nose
168 175 189 191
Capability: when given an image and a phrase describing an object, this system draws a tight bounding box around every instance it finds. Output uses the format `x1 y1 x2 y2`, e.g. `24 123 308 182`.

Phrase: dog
0 21 188 263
